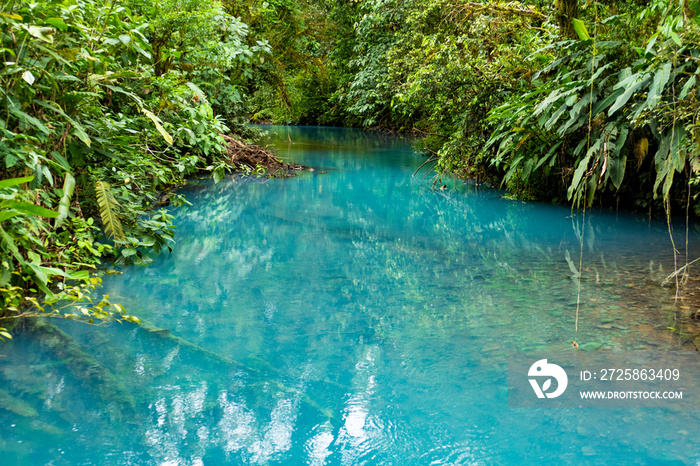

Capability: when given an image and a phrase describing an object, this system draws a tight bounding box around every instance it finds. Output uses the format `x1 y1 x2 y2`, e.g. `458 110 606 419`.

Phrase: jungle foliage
4 0 700 328
250 0 700 215
0 0 268 325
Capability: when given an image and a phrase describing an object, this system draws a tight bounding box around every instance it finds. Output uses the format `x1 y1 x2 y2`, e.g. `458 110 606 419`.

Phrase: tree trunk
555 0 579 39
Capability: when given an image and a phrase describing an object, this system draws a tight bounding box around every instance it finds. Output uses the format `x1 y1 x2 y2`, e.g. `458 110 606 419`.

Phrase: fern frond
95 181 125 241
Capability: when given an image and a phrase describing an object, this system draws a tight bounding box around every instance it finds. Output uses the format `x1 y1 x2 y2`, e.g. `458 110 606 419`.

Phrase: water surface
1 126 698 465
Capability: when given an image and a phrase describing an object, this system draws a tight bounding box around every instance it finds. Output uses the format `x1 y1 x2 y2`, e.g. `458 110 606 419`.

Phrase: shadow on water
0 125 699 464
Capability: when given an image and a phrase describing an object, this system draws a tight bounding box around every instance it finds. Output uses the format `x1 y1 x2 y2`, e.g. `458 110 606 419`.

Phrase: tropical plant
487 1 700 210
0 0 264 326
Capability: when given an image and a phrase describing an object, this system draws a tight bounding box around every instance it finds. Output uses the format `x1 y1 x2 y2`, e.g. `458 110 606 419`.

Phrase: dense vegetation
0 0 269 326
248 0 700 214
2 0 699 327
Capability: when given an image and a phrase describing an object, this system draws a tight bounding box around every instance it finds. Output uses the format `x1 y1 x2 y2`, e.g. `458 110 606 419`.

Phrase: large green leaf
591 88 624 116
44 18 67 31
0 226 24 263
50 151 71 171
27 263 53 296
22 25 56 43
0 175 34 189
679 75 696 100
0 200 59 218
568 155 590 201
0 212 20 223
558 94 590 136
95 181 125 241
572 19 591 41
142 109 174 145
653 123 687 199
55 172 75 228
611 126 629 190
608 75 651 116
639 62 672 117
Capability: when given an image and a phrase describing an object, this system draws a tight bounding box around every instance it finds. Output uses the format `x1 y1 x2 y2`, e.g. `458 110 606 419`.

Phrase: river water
1 126 698 464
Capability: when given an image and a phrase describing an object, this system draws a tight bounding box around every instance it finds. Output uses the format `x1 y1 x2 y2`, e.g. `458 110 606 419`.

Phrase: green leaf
95 181 125 241
27 263 54 296
669 31 681 47
186 82 206 101
0 226 23 263
0 176 34 189
0 211 19 222
121 248 137 257
568 155 591 201
68 270 90 280
55 172 75 228
35 265 69 278
44 18 67 31
50 151 71 171
0 200 59 218
645 34 658 55
8 104 50 134
103 85 144 106
609 153 627 190
544 102 569 130
653 123 687 199
533 90 563 117
608 75 651 116
534 141 564 171
680 75 696 100
558 94 590 136
591 88 624 116
0 228 26 265
609 126 629 190
22 25 56 43
572 19 591 40
645 62 672 108
142 109 173 145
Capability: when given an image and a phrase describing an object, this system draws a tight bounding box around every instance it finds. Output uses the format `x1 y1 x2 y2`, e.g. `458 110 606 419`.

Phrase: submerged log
0 389 38 417
22 318 137 418
131 319 340 420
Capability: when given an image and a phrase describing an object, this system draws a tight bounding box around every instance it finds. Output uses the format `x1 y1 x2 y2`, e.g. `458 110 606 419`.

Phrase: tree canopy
248 0 700 214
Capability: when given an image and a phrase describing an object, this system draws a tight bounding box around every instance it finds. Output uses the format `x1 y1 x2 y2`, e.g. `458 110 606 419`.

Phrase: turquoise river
1 126 699 465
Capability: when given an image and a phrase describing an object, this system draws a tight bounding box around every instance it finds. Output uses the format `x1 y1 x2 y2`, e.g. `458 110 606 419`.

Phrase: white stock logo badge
528 359 568 399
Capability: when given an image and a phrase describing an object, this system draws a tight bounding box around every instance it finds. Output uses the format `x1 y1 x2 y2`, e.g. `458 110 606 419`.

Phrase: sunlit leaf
0 176 34 189
44 18 67 31
0 12 22 20
55 172 75 228
95 181 125 241
0 200 59 218
572 19 590 41
23 25 56 43
142 109 174 145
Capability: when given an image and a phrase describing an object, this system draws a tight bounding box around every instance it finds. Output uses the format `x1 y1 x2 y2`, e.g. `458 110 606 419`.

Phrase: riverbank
0 130 307 332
